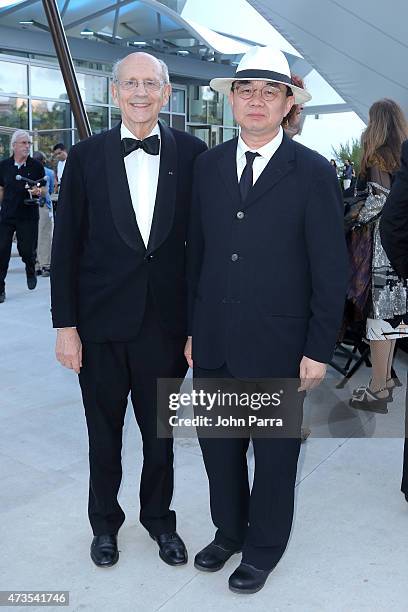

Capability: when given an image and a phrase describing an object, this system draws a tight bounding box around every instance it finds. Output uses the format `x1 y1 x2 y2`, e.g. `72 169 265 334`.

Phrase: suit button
231 253 239 262
146 254 154 261
236 211 244 219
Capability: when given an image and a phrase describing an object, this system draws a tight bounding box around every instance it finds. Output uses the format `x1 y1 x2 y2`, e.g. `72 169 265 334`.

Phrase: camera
16 174 45 206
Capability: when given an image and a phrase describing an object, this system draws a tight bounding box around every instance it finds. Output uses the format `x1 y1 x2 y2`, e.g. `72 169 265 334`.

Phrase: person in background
330 159 338 176
52 142 67 190
342 159 353 190
380 138 408 504
350 99 408 412
282 74 305 138
0 130 46 303
33 151 54 277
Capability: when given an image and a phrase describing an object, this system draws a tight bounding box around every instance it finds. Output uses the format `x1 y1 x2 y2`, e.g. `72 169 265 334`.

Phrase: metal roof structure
0 0 311 83
247 0 408 123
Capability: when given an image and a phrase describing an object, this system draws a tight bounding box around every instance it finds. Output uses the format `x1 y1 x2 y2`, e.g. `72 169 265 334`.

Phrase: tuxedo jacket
380 140 408 279
188 133 349 378
51 121 207 342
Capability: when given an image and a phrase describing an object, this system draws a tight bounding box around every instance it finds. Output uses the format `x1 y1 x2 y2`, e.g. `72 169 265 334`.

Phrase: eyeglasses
232 83 284 101
115 79 164 92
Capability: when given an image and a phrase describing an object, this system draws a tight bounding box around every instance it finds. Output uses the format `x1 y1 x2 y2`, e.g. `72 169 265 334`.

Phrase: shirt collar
237 126 283 162
120 122 160 141
13 156 29 169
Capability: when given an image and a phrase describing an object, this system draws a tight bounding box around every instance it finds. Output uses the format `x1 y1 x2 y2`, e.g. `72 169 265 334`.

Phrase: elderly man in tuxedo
185 46 348 594
380 139 408 505
51 52 206 567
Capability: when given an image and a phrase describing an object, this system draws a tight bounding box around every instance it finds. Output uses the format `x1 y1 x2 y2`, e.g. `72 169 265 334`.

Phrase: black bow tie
122 135 160 157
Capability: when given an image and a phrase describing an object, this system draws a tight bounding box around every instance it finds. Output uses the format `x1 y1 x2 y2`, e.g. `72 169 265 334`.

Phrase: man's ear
285 95 295 117
162 83 172 108
111 82 118 106
228 90 234 109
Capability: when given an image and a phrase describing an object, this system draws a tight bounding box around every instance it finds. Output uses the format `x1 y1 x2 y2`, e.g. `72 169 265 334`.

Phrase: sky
182 0 366 160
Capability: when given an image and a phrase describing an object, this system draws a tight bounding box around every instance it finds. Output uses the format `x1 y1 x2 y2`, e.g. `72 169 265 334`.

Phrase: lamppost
41 0 91 140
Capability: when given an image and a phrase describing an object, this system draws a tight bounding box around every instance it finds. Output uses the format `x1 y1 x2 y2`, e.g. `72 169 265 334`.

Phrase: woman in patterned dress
350 99 408 412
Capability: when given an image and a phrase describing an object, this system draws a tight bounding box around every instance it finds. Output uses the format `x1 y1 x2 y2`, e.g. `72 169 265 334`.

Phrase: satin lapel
146 121 177 255
243 134 296 210
217 138 241 206
104 123 144 251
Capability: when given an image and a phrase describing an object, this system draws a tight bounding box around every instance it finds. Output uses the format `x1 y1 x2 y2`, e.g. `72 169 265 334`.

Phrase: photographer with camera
0 130 46 303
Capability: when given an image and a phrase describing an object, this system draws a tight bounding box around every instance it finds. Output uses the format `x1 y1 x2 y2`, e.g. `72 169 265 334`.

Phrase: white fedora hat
210 46 312 105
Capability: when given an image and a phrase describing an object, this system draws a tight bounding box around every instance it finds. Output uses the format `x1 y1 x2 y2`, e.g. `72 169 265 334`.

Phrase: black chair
329 323 371 389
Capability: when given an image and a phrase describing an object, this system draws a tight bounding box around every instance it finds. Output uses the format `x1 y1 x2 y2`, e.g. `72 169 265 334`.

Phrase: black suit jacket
380 140 408 278
188 134 349 378
51 121 206 342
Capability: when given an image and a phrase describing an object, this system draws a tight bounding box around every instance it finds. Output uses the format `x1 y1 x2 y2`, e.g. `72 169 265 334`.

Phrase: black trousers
194 363 302 571
78 294 187 536
0 216 38 291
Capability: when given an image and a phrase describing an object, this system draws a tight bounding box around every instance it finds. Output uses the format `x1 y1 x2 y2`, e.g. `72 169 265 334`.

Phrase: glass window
188 85 206 123
110 107 121 127
0 135 11 160
30 66 68 100
159 113 170 126
37 130 73 155
171 114 185 131
0 96 28 129
223 96 234 127
222 128 237 143
31 99 71 153
171 89 185 113
77 73 108 104
0 61 27 95
187 126 210 147
207 97 222 126
85 105 108 134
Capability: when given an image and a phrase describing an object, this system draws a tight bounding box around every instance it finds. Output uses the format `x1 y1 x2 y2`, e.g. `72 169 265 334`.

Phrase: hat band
234 69 292 85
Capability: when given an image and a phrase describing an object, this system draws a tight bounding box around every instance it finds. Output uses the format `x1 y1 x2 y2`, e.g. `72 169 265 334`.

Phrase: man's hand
56 328 82 374
298 356 326 391
184 336 193 368
27 186 41 198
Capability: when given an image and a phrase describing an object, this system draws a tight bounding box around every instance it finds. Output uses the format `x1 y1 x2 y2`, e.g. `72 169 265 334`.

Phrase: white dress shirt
236 127 284 185
57 159 66 182
121 122 161 247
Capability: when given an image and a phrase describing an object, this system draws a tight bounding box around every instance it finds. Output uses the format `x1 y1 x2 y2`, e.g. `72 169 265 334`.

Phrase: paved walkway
1 248 408 612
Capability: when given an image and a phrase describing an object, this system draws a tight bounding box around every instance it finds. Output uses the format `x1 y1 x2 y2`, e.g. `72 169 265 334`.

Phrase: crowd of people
1 46 408 596
0 137 67 301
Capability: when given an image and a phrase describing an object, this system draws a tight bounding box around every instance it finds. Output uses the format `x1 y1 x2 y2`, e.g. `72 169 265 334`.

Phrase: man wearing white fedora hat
185 46 348 594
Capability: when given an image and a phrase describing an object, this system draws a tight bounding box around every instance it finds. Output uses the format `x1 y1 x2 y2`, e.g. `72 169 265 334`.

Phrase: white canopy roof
247 0 408 123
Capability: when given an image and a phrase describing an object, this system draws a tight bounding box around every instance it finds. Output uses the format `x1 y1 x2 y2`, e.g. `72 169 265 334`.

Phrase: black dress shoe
150 532 187 566
228 563 272 594
26 275 37 290
90 534 119 567
194 541 241 572
0 291 5 304
404 492 408 503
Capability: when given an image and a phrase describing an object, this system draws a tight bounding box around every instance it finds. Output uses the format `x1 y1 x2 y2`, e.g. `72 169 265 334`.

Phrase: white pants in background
37 205 53 270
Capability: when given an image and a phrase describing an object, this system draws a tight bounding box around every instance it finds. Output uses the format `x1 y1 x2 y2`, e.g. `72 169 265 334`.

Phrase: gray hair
10 129 31 150
112 53 170 85
33 150 46 164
